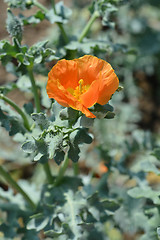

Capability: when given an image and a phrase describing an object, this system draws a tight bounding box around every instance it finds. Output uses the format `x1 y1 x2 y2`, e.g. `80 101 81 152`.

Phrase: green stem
0 165 36 209
34 0 48 13
51 0 69 44
27 67 53 184
73 162 79 176
51 0 56 14
0 94 31 131
78 11 100 43
27 67 41 113
54 153 70 186
43 162 53 184
57 23 69 44
34 0 69 44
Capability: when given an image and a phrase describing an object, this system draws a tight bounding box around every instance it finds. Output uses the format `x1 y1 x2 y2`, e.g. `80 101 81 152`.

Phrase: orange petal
47 76 96 118
47 77 76 107
49 59 79 89
77 55 118 108
80 79 100 108
74 55 105 86
70 101 96 118
97 71 119 105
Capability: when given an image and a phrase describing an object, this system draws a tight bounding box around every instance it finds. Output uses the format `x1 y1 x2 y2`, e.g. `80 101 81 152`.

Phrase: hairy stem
57 23 69 44
34 0 69 44
73 162 79 176
54 153 70 186
78 11 99 43
27 67 41 113
43 162 53 184
0 165 36 209
0 94 31 131
34 0 48 13
27 67 53 184
51 0 69 44
51 0 56 15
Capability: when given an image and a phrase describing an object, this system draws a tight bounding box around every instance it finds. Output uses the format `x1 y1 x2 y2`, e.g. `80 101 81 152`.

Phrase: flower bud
6 9 23 42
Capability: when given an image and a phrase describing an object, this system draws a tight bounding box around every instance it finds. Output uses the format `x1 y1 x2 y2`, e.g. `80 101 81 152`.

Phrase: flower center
73 79 89 100
67 79 89 101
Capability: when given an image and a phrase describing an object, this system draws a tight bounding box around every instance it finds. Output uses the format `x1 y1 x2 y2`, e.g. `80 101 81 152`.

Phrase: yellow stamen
67 79 89 101
79 79 84 93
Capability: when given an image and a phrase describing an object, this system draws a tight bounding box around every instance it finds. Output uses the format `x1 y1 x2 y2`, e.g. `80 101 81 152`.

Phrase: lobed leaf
128 186 160 205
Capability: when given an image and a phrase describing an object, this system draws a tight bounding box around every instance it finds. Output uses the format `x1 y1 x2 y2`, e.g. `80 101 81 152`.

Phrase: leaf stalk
54 152 70 186
27 67 41 113
27 67 53 184
78 11 100 43
0 94 31 131
43 162 53 184
34 0 48 13
73 162 79 176
34 0 69 44
0 165 36 209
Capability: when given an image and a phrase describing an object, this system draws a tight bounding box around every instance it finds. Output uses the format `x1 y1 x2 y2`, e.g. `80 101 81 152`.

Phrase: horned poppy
99 162 108 175
47 55 119 118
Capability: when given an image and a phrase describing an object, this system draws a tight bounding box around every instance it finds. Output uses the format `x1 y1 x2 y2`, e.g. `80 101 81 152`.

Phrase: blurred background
0 1 160 239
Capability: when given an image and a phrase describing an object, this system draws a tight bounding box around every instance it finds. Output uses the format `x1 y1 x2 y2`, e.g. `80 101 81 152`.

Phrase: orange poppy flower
99 162 108 175
47 55 119 118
